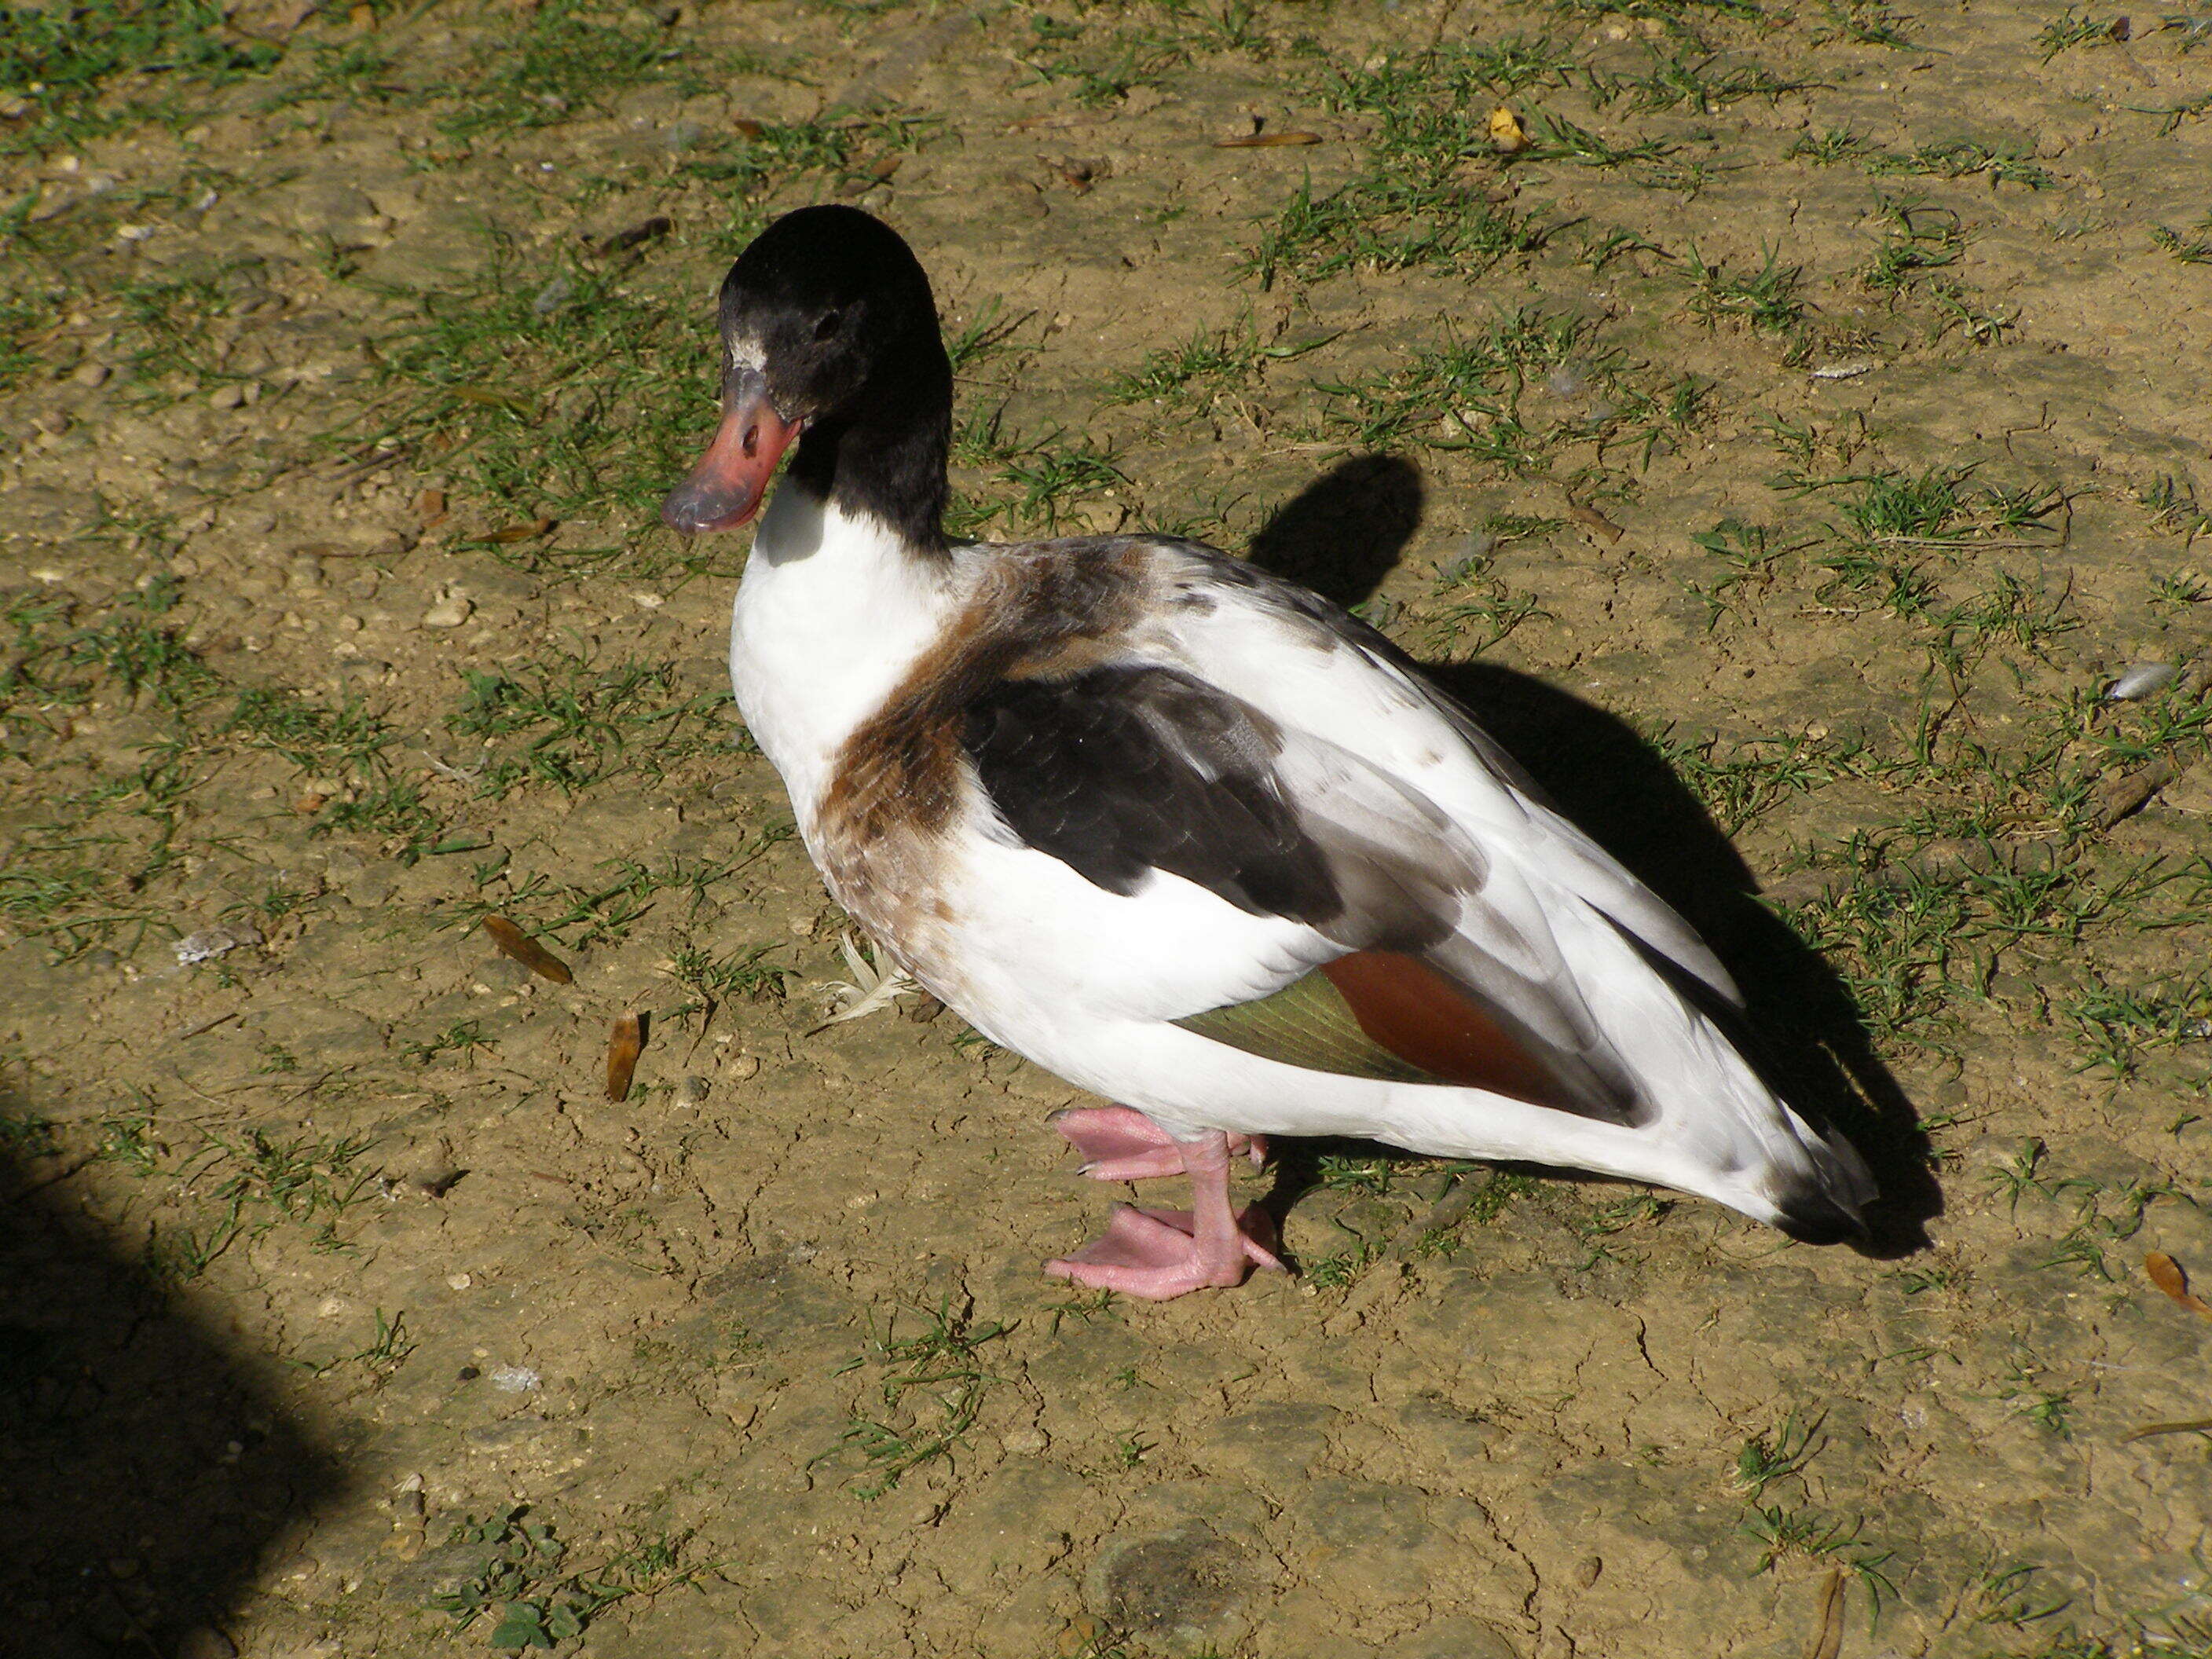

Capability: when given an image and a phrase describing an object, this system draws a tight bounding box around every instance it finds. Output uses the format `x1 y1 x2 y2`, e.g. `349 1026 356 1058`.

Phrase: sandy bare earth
3 1 2211 1656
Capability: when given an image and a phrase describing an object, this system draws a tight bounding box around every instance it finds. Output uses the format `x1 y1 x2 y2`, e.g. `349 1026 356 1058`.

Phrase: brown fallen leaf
732 117 767 137
606 1012 646 1103
1805 1568 1845 1659
1566 504 1625 544
488 517 556 544
481 916 574 987
1214 131 1324 148
2145 1251 2212 1318
2090 760 2175 829
416 488 448 526
1489 105 1530 155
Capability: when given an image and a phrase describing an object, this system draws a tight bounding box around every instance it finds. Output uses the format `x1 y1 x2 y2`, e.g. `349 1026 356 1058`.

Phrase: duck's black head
662 205 952 552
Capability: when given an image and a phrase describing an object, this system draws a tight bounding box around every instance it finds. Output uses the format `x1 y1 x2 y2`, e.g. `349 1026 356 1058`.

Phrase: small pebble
174 923 262 965
210 383 246 411
447 1272 473 1290
489 1364 541 1393
72 360 110 388
422 592 473 628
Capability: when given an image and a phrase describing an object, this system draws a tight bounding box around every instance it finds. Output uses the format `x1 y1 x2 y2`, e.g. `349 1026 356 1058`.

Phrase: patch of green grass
1529 110 1685 178
2037 9 2122 60
1246 39 1605 284
1305 1237 1382 1289
1686 517 1799 628
402 1018 495 1067
1863 198 1968 296
1892 1254 1970 1295
1421 544 1549 656
1784 864 1973 1046
342 247 702 547
430 1505 707 1649
817 1300 1010 1497
1811 0 1914 49
1796 130 2056 190
2067 974 2212 1080
665 942 796 1020
999 433 1126 532
1013 8 1190 106
1740 1502 1901 1610
2130 89 2212 136
1684 242 1807 336
1998 1357 2076 1437
1546 0 1771 44
1103 320 1337 410
148 1124 381 1280
1251 170 1554 288
1729 1408 1824 1499
432 1 739 140
0 0 283 156
1461 1170 1540 1225
1971 1562 2074 1631
449 655 731 798
1608 50 1812 115
1317 1153 1401 1196
0 1108 60 1159
2134 474 2212 541
265 33 406 112
227 685 450 861
674 112 943 207
2152 218 2212 265
1652 728 1851 834
1318 306 1705 488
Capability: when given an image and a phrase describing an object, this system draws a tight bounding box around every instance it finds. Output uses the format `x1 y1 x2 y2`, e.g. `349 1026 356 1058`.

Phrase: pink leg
1046 1130 1284 1300
1052 1105 1267 1181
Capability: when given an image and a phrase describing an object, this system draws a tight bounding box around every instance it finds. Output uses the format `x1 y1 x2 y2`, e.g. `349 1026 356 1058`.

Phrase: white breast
727 490 958 826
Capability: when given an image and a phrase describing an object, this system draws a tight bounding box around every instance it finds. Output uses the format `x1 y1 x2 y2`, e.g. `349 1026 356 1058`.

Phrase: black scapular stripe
960 664 1345 925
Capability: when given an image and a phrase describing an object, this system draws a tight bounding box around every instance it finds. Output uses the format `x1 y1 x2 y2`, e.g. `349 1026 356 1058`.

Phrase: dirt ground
3 1 2211 1656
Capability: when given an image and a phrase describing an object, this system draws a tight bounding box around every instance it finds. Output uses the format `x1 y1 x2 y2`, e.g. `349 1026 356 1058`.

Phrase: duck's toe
1044 1203 1282 1300
1051 1105 1269 1181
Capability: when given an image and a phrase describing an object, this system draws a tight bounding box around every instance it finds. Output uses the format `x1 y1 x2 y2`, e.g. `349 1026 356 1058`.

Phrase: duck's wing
1143 546 1742 998
958 558 1705 1125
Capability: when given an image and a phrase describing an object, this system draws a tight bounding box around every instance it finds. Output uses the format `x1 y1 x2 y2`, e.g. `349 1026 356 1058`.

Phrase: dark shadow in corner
1242 454 1939 1258
0 1108 350 1659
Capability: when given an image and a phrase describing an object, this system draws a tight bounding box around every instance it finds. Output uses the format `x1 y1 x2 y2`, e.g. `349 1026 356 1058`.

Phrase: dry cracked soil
3 2 2212 1657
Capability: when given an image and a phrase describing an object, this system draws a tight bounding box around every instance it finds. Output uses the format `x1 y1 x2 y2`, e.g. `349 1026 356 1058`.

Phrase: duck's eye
813 310 843 341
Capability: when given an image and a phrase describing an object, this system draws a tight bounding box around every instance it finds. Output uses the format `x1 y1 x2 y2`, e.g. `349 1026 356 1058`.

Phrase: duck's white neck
727 484 955 822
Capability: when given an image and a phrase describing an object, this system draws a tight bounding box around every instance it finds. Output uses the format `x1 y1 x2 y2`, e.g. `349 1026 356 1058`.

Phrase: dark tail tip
1773 1183 1870 1246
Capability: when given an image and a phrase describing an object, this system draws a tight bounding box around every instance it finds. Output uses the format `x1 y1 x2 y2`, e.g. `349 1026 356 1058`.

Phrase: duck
661 204 1876 1300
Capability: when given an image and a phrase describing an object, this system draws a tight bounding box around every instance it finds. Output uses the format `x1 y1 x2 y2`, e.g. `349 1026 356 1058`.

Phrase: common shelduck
661 205 1874 1299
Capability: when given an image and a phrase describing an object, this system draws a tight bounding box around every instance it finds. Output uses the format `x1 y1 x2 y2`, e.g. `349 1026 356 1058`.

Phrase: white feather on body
729 489 957 829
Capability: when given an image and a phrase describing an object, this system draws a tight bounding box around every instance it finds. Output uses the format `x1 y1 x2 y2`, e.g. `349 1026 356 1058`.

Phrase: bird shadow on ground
0 1108 350 1659
1242 453 1939 1258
